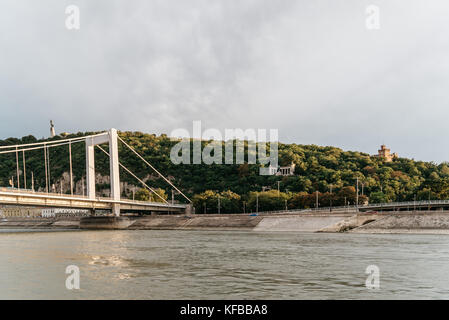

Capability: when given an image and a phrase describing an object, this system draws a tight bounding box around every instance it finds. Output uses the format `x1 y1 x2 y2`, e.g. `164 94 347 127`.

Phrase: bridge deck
0 189 186 213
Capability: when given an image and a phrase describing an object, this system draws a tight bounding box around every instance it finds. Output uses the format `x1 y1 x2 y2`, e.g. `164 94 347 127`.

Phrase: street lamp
414 194 416 212
256 192 259 213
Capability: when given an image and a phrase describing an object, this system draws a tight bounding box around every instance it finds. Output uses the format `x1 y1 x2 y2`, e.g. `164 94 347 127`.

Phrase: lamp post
256 192 259 213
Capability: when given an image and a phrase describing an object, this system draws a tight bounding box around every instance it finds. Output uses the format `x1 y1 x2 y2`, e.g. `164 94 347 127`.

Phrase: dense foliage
1 131 448 213
134 188 167 202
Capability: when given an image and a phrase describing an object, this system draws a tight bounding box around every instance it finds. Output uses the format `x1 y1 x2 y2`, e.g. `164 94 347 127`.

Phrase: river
1 229 448 299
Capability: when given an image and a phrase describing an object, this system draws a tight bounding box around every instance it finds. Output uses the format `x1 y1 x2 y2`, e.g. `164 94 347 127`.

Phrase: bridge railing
363 199 449 208
247 205 358 215
251 200 449 215
0 187 89 198
0 187 186 208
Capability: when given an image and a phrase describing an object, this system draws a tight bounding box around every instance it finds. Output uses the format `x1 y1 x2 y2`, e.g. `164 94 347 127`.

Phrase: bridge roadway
255 200 449 215
0 188 187 213
359 200 449 212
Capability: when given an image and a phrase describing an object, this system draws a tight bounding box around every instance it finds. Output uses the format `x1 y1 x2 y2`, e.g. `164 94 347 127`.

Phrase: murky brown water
1 229 448 299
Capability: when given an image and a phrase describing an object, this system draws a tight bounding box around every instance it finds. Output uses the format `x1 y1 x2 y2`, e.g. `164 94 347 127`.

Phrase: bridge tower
85 128 121 216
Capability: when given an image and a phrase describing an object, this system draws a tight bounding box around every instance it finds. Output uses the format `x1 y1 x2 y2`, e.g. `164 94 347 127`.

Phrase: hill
1 131 448 213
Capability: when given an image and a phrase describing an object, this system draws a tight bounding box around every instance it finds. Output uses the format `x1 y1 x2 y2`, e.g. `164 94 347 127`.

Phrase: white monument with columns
85 129 121 216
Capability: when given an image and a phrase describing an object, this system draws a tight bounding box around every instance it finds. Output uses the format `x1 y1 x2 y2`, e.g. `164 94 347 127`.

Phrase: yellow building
373 145 397 162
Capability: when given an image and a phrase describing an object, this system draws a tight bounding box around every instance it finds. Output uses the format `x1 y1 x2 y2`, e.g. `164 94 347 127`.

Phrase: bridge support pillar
109 129 120 217
185 204 193 216
85 128 121 217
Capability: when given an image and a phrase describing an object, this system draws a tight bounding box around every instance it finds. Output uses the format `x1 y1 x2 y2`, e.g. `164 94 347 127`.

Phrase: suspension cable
2 131 190 203
44 144 48 193
22 150 26 189
69 141 73 196
0 139 84 155
117 135 191 203
96 145 169 204
15 146 19 189
47 146 51 192
0 132 106 150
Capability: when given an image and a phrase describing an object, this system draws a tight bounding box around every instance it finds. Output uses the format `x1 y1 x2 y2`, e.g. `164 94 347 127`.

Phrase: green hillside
1 131 448 213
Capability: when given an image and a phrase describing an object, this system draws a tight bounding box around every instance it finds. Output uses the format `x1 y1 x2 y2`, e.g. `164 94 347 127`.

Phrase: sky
1 1 449 162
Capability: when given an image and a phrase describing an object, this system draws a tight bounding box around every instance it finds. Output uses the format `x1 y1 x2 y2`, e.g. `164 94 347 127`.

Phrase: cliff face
36 172 141 199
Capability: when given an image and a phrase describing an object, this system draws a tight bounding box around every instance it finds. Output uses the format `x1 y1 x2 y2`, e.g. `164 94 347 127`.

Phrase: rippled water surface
1 229 449 299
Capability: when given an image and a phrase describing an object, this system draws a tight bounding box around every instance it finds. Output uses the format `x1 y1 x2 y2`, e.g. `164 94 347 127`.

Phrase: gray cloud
1 0 449 162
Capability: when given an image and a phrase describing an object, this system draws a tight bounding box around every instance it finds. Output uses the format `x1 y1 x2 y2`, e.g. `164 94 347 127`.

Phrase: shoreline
2 211 449 235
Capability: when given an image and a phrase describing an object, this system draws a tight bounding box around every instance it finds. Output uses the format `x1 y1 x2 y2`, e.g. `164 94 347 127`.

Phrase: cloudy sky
1 1 449 162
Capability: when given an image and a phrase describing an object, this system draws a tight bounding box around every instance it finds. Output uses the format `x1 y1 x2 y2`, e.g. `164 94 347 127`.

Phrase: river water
0 229 448 299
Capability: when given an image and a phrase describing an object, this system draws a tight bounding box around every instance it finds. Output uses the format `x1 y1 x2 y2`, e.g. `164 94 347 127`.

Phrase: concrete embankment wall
129 215 263 230
253 215 351 232
0 213 364 232
79 213 354 232
123 212 449 234
350 212 449 234
0 218 79 229
4 212 449 234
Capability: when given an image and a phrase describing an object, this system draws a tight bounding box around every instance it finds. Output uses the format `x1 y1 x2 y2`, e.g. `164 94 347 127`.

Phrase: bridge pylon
86 128 121 216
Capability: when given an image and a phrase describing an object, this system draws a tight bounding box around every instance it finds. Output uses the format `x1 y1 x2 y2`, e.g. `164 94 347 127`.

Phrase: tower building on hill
373 145 397 162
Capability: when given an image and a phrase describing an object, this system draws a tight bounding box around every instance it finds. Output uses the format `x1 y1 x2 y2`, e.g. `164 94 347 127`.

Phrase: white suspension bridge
0 129 191 216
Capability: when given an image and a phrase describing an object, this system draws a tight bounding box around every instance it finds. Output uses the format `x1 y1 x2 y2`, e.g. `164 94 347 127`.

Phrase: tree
336 186 356 206
247 190 290 212
149 188 168 203
192 190 241 214
134 188 150 201
289 191 316 209
369 191 388 203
